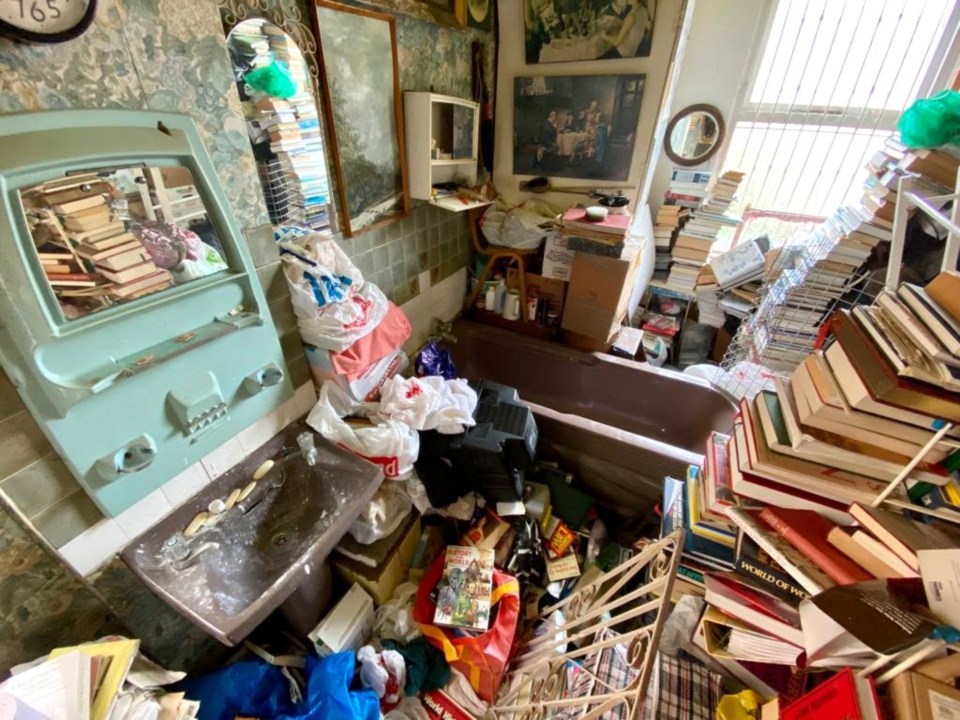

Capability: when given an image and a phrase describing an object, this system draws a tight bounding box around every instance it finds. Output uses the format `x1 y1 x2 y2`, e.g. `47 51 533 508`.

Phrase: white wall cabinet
404 92 488 212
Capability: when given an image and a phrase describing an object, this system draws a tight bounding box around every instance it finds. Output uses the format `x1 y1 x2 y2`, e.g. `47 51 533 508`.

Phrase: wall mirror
314 0 409 237
20 165 229 321
664 103 725 167
226 18 334 232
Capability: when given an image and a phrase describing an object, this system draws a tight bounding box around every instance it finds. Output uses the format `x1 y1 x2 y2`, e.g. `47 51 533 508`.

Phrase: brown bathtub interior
448 320 737 513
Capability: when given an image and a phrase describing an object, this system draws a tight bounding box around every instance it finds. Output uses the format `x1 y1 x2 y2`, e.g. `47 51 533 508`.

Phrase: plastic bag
480 200 556 250
295 282 389 353
898 90 960 149
414 558 521 702
244 61 296 99
307 382 419 480
415 341 458 380
373 582 421 644
131 221 227 282
377 376 478 435
349 486 413 544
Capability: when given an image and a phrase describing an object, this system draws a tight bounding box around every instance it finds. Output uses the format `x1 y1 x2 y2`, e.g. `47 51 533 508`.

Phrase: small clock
0 0 97 44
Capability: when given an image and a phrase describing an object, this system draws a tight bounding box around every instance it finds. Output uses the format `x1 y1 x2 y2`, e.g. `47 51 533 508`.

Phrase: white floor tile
58 519 128 577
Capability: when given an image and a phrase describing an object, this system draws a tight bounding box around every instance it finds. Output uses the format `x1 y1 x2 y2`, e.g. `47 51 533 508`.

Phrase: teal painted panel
0 110 292 516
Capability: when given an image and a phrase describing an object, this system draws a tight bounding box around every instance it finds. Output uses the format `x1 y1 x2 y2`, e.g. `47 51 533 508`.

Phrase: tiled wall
0 0 484 671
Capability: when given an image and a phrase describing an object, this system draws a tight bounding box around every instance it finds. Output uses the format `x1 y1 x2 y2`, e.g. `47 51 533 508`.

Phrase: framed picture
314 1 409 236
513 74 645 182
524 0 656 64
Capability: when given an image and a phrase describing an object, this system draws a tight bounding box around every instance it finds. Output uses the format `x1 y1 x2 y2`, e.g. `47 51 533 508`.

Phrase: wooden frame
663 103 726 168
312 0 410 237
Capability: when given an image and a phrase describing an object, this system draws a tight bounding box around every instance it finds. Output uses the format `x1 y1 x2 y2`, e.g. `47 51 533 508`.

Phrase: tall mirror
227 18 334 232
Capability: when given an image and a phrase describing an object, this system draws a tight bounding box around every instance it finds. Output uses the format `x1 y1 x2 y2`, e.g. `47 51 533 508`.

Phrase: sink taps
430 317 457 344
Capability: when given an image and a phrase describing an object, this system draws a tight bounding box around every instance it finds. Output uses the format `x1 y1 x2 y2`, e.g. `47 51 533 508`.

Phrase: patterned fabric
553 628 639 720
641 652 724 720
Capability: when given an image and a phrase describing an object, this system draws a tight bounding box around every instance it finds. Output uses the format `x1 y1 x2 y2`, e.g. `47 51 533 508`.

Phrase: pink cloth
331 303 412 378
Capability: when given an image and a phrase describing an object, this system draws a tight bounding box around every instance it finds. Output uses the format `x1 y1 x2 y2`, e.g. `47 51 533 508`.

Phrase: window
721 0 959 222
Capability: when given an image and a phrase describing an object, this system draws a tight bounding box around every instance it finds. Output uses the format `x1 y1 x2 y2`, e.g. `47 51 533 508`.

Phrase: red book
560 207 632 236
781 668 880 720
758 507 872 585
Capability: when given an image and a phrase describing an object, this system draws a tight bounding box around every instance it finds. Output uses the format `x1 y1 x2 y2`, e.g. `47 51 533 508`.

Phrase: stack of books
667 271 960 698
640 290 689 359
662 170 744 295
233 20 331 231
695 235 772 327
26 177 171 303
653 204 687 281
558 206 633 259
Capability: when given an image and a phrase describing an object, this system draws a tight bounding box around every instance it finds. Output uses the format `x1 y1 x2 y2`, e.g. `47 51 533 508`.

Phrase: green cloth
244 62 296 99
382 637 450 696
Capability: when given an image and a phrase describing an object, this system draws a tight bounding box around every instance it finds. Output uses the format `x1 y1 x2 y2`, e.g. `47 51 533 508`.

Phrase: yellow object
183 511 209 537
238 480 257 501
253 459 274 480
716 689 763 720
50 638 140 720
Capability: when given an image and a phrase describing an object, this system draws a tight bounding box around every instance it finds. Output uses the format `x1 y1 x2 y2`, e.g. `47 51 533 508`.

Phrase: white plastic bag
481 200 557 250
373 582 421 643
348 486 413 544
295 282 389 353
307 382 419 480
377 376 478 435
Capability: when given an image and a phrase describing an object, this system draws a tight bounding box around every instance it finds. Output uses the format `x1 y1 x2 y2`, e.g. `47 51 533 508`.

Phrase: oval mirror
664 104 725 167
227 19 333 232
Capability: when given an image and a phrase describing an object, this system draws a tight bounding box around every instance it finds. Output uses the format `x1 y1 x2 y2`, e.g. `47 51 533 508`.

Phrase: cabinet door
452 104 476 160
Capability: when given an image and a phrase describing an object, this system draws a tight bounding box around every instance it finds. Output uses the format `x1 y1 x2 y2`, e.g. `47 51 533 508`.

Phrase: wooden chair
463 206 540 321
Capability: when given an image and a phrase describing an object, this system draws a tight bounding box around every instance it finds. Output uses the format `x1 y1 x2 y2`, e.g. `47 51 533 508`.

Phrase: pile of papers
1 638 194 720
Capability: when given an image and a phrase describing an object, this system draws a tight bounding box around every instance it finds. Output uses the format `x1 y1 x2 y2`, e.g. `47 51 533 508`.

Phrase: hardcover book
433 546 494 632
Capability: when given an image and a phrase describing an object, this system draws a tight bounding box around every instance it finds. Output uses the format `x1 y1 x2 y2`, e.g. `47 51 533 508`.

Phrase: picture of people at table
515 74 644 181
524 0 656 64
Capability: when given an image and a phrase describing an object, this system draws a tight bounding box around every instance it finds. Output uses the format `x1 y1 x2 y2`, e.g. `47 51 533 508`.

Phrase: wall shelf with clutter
404 92 492 213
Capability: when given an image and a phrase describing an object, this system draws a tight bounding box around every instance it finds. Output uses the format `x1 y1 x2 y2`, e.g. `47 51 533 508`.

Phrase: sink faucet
430 317 457 344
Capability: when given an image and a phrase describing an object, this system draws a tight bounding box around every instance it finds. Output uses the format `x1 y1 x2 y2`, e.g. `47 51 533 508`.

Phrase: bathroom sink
120 421 383 645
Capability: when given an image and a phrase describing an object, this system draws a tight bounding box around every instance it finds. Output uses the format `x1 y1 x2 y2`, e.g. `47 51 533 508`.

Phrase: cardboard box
331 514 421 606
542 233 575 281
308 583 375 656
561 243 642 341
506 268 566 312
889 670 960 720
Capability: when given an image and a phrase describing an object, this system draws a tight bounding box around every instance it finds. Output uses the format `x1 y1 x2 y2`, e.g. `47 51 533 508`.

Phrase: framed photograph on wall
524 0 656 64
314 1 409 236
466 0 493 31
513 74 645 181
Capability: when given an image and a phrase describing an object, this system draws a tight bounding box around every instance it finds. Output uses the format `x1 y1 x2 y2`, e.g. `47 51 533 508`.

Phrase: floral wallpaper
0 0 269 230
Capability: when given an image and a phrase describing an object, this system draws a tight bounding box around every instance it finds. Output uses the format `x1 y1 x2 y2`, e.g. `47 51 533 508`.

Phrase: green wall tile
245 223 280 268
1 457 80 519
32 492 103 549
256 261 288 303
0 411 53 481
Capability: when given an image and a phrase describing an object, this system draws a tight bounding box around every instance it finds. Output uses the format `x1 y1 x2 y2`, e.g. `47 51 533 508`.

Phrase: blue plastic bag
415 341 457 380
180 652 379 720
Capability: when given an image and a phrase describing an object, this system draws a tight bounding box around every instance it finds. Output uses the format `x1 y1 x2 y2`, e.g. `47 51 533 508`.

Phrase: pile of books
640 290 689 360
233 20 331 231
695 234 772 327
663 270 960 702
743 135 960 374
25 175 171 304
653 204 687 281
662 170 744 295
0 637 198 720
557 205 633 259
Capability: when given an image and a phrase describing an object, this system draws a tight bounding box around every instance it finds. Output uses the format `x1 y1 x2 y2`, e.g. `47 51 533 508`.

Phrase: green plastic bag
898 90 960 149
244 61 296 99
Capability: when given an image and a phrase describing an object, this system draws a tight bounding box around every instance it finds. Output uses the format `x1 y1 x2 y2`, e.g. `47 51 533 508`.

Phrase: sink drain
271 532 289 548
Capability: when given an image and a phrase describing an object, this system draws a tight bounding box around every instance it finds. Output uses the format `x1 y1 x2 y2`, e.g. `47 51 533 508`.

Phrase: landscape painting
315 2 409 235
524 0 656 64
513 74 645 182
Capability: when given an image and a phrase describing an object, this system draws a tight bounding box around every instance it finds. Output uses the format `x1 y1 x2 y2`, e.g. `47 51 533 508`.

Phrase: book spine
735 554 811 604
726 508 826 595
759 509 865 585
